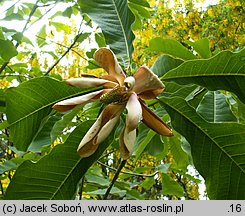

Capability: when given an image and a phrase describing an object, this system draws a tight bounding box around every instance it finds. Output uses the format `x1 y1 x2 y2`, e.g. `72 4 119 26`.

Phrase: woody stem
103 159 127 199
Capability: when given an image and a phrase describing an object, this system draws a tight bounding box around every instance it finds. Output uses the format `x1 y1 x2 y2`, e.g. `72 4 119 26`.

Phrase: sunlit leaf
162 49 245 103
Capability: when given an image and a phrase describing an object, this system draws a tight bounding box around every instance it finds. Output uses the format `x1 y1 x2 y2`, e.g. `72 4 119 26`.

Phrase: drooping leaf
4 120 114 200
196 91 237 122
78 0 135 66
159 96 245 199
162 49 245 103
5 77 100 152
149 38 197 60
51 107 81 143
128 2 150 30
141 177 155 190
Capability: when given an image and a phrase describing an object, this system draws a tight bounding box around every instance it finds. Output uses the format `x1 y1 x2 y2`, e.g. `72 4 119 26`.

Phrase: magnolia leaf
159 96 245 199
162 49 245 103
4 120 114 199
78 0 135 66
197 91 237 122
5 77 100 152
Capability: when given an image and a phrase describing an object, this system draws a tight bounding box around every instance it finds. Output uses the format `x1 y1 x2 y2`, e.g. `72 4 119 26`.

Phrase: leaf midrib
160 97 245 175
111 0 130 60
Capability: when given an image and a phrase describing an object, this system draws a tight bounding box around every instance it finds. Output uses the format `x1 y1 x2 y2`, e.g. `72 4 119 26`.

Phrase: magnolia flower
52 48 173 159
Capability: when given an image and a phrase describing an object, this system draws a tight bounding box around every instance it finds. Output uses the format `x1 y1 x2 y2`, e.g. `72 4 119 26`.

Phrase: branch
103 160 127 200
44 20 94 76
26 1 60 31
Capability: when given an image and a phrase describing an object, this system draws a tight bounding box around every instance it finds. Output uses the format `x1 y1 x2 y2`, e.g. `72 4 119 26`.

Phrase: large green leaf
78 0 135 65
159 96 245 199
4 120 114 200
196 91 237 122
5 77 100 151
162 49 245 103
149 38 197 60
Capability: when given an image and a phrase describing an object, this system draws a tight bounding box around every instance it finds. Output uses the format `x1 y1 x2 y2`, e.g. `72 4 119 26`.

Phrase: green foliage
0 0 244 200
4 121 115 199
6 77 100 151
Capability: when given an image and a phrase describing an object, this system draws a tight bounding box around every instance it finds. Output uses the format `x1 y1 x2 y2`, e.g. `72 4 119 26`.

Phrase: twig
21 0 40 36
0 0 21 15
26 1 60 31
97 161 159 177
79 176 85 200
44 21 84 76
103 160 127 200
36 35 98 68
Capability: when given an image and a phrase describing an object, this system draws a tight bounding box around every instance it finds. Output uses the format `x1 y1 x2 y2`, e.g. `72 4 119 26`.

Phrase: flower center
100 76 135 105
100 86 131 105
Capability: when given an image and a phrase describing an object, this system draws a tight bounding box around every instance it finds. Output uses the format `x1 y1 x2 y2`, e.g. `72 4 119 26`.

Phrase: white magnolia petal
96 114 120 144
126 93 142 132
133 65 165 99
77 115 103 151
124 129 136 155
67 77 117 88
77 104 124 157
52 90 104 112
120 128 136 160
94 48 126 85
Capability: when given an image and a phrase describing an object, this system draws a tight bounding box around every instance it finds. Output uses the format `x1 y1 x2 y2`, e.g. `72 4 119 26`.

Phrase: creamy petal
126 93 142 132
67 77 117 88
96 114 120 144
94 48 126 85
140 100 173 136
133 65 165 99
77 104 124 157
52 89 106 112
120 127 136 160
